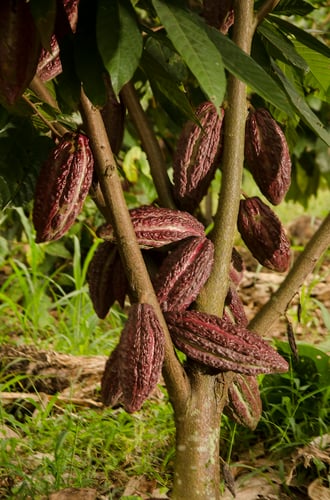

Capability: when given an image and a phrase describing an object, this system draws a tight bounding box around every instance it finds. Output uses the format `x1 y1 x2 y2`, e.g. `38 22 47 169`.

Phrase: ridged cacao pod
224 374 262 430
87 242 128 319
97 205 205 249
225 285 248 327
37 0 80 81
0 0 42 106
245 108 291 205
237 197 291 272
33 132 94 242
173 102 224 211
202 0 234 34
165 310 288 375
101 346 123 407
229 247 245 287
102 303 165 413
154 236 214 312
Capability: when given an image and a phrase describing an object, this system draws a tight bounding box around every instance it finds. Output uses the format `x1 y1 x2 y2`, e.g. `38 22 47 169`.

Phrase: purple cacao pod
165 310 289 375
102 303 165 413
33 132 94 242
202 0 234 34
173 102 224 211
97 205 205 249
224 374 262 430
87 242 128 319
0 0 42 106
245 108 291 205
37 0 80 82
154 236 214 312
237 197 291 272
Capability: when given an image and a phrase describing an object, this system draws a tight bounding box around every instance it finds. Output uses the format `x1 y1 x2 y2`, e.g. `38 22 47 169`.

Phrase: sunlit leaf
152 0 226 108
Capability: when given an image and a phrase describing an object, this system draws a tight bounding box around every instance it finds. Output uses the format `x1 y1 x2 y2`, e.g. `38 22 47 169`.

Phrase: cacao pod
37 0 80 81
173 102 224 211
165 310 288 375
225 285 248 327
154 236 214 312
97 205 205 249
0 0 42 106
101 346 124 407
87 242 128 319
202 0 234 34
102 303 165 413
229 247 245 287
237 196 291 272
245 108 291 205
224 374 262 430
33 132 94 242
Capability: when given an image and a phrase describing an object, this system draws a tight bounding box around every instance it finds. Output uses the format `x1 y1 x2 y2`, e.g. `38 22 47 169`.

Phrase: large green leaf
97 0 143 95
206 27 292 114
258 20 308 72
152 0 226 108
272 62 330 146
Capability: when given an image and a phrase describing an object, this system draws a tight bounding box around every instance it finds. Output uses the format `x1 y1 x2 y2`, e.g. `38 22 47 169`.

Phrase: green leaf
272 0 314 15
152 0 226 108
206 27 292 114
270 16 330 59
141 48 195 125
293 41 330 97
97 0 143 95
29 0 56 52
258 21 309 72
272 62 330 146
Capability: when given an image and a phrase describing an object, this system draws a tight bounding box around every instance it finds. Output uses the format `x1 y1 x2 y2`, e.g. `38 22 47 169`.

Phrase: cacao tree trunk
172 370 233 500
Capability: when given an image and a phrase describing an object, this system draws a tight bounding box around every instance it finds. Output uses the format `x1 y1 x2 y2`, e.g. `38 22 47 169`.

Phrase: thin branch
22 95 62 139
29 75 68 136
254 0 280 28
79 89 190 414
120 81 176 209
197 0 255 316
249 212 330 334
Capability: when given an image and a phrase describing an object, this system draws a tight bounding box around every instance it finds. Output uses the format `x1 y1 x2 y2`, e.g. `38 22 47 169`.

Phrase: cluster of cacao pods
237 107 292 273
97 100 291 421
93 205 216 412
93 202 287 419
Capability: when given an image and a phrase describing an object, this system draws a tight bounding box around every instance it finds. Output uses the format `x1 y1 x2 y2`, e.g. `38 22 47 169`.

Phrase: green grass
0 393 175 499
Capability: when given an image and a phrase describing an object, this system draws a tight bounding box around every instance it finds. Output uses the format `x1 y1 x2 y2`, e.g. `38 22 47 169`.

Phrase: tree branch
120 81 176 209
79 89 190 414
197 0 255 316
249 211 330 334
254 0 280 28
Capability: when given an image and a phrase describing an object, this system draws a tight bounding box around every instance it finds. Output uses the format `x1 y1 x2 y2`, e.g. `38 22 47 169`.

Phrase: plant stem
197 0 255 317
120 81 176 209
250 211 330 334
79 89 189 414
22 95 62 139
29 76 68 136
